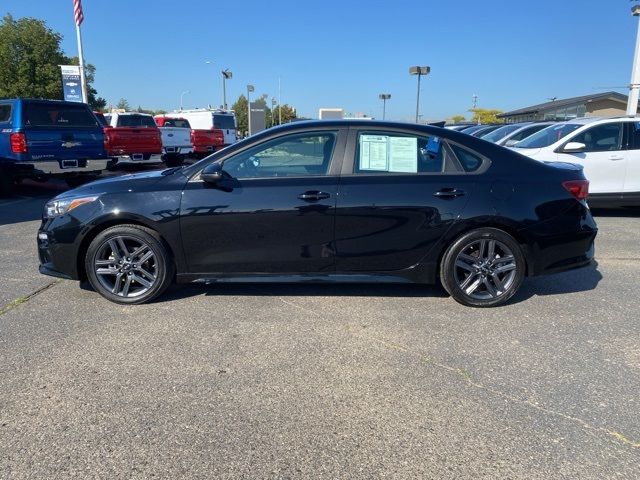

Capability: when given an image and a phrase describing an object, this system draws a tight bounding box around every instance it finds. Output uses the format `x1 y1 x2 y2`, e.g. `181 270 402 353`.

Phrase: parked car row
447 117 640 207
0 98 238 193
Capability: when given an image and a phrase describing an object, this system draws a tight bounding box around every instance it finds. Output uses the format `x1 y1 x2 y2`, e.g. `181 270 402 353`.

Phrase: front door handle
609 155 624 161
434 188 466 198
298 191 331 202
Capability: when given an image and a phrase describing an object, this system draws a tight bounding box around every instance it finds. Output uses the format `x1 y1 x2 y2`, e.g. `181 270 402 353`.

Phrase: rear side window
22 103 98 128
116 115 157 128
0 104 11 123
450 144 483 172
213 114 235 130
354 131 448 174
628 122 640 150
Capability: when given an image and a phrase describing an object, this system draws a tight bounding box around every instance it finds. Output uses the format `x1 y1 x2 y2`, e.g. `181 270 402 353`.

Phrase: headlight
44 196 99 218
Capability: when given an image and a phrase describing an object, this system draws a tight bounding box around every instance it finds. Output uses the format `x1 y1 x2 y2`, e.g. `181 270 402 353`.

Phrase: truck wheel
66 175 99 189
164 155 184 168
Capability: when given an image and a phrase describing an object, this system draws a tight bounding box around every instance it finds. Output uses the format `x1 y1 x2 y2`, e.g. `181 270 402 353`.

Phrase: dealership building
498 91 636 123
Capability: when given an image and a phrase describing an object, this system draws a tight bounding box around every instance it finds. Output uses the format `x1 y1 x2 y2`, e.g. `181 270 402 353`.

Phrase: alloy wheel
453 238 517 300
93 236 157 298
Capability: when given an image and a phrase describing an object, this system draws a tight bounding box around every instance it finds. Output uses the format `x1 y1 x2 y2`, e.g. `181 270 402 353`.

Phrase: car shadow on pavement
159 282 449 303
591 207 640 218
155 262 602 306
509 261 603 304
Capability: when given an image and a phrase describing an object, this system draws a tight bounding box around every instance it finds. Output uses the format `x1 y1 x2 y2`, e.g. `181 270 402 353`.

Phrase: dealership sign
59 65 83 103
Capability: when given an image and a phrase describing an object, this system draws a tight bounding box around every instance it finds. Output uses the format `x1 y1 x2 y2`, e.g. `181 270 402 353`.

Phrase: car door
179 128 346 274
556 122 627 194
334 127 478 272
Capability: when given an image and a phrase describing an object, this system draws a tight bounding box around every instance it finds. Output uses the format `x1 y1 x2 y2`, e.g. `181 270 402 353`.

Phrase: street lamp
627 5 640 115
221 69 232 110
409 66 430 123
378 93 391 120
247 84 255 136
180 90 190 111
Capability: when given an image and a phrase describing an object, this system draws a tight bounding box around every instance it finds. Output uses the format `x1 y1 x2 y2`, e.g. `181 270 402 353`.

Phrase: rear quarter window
22 103 98 128
0 104 11 123
449 144 484 172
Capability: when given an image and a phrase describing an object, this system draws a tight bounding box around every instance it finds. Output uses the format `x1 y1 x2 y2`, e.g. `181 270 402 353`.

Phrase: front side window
569 123 623 152
514 123 582 149
223 132 336 178
354 131 445 174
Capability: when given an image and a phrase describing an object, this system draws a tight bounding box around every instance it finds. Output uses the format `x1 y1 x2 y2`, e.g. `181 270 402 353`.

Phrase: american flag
73 0 84 26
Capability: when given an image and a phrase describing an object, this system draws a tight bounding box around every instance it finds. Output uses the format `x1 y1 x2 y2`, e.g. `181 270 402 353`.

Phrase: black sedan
38 120 597 307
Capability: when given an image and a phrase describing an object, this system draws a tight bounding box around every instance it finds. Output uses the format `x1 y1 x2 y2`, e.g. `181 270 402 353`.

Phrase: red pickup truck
96 112 163 166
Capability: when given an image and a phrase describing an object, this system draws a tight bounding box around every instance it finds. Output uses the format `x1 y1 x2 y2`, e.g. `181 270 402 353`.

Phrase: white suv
510 117 640 206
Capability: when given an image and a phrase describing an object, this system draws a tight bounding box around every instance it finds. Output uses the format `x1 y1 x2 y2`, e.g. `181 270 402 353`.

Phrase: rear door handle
609 155 624 161
298 191 331 202
434 188 466 198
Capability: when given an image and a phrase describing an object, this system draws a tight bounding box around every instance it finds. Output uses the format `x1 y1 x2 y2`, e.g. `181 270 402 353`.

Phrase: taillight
190 129 195 144
10 132 27 153
562 180 589 201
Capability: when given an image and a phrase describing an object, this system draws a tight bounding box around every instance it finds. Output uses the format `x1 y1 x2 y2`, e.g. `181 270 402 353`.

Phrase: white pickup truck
153 116 193 166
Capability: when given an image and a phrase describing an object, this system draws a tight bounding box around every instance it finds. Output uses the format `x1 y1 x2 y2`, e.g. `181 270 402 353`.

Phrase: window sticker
388 136 418 173
359 135 388 170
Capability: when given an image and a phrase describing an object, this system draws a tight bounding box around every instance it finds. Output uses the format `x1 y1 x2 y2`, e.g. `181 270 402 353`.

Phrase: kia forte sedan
38 120 597 307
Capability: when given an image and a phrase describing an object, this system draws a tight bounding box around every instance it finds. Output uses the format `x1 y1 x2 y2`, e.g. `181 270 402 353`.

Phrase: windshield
513 123 582 149
481 124 522 143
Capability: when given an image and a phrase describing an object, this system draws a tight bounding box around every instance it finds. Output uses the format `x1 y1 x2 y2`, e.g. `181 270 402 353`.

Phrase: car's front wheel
85 225 174 304
440 228 525 307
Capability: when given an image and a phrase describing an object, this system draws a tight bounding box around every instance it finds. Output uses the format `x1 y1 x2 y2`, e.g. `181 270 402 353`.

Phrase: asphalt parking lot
1 173 639 479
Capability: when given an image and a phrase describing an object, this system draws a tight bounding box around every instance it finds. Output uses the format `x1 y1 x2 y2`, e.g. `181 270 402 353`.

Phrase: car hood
53 169 179 200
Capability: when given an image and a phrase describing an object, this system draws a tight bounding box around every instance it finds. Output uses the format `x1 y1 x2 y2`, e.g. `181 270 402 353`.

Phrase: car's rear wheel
440 228 525 307
85 225 174 304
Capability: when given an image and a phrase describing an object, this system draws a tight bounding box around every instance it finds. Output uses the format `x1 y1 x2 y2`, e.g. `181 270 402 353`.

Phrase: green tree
451 114 466 123
0 14 67 99
232 94 248 134
469 108 504 124
273 104 297 124
116 98 130 110
0 15 105 109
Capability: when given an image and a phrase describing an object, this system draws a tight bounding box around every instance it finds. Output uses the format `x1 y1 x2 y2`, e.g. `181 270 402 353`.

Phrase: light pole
221 69 232 110
247 84 255 136
180 90 190 111
409 66 430 123
378 93 391 120
628 5 640 115
271 98 277 127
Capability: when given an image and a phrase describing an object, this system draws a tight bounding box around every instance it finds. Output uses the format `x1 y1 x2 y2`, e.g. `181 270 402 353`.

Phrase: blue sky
4 0 639 120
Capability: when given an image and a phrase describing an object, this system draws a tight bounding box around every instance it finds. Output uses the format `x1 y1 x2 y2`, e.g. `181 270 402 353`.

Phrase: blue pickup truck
0 99 108 194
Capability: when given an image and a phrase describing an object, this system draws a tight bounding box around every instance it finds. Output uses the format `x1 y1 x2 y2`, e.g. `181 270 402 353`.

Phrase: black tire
85 224 174 305
65 175 99 188
163 154 184 168
440 228 525 308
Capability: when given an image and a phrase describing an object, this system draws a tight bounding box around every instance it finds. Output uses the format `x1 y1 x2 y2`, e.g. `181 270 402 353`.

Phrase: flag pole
75 23 88 104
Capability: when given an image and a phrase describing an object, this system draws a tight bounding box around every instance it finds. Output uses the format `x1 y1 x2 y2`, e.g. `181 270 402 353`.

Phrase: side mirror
200 162 224 183
504 139 518 147
563 142 586 153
